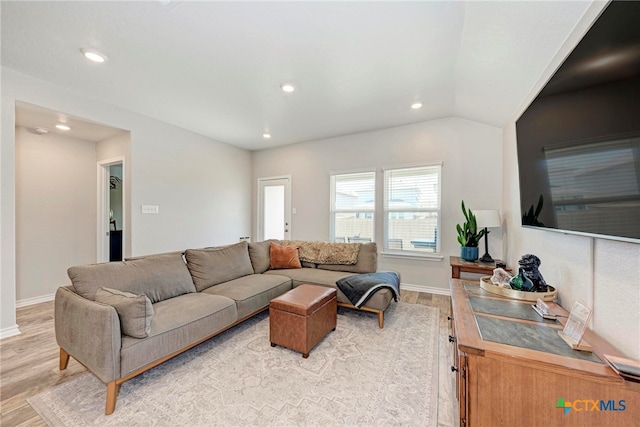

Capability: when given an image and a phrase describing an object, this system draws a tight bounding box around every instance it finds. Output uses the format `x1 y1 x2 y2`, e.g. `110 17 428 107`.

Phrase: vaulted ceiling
2 1 596 150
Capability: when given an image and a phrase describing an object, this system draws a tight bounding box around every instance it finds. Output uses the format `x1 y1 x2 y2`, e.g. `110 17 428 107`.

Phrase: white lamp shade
474 210 501 228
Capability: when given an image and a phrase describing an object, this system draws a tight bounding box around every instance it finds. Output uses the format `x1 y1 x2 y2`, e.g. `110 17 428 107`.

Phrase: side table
449 256 510 279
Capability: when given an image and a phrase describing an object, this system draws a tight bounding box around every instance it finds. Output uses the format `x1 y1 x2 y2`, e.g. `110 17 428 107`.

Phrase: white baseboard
400 282 450 296
16 293 55 308
0 325 21 339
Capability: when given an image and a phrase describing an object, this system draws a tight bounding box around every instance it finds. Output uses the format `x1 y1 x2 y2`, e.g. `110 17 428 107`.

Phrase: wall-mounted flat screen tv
515 0 640 243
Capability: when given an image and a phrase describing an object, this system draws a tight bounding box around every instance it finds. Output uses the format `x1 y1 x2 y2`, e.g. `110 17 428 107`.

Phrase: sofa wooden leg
106 381 120 415
59 348 70 370
377 311 384 328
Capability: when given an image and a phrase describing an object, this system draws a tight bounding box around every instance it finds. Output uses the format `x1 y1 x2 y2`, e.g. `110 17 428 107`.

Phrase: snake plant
456 200 486 247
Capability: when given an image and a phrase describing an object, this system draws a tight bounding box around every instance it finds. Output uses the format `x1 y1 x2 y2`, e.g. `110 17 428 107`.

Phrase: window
384 164 441 253
330 171 375 243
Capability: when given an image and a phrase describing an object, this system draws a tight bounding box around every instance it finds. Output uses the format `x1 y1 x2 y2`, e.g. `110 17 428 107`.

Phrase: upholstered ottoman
269 284 337 358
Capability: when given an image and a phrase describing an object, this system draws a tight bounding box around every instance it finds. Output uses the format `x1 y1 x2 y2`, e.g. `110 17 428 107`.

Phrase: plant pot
460 246 478 262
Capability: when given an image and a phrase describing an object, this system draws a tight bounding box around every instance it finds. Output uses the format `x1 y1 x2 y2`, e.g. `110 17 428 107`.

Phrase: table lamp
474 210 501 263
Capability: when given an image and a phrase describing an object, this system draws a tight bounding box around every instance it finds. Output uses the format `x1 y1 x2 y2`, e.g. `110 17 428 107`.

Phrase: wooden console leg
377 311 384 329
105 381 120 415
59 348 70 370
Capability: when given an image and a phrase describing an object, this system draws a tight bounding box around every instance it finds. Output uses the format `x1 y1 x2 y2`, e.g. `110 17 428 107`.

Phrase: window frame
329 163 442 259
382 162 442 255
329 169 376 243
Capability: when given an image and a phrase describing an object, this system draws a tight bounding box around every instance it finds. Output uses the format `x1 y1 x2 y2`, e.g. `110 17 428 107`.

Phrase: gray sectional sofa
55 240 394 415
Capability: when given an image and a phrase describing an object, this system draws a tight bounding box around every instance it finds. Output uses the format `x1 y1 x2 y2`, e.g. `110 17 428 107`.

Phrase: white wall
252 117 504 293
1 68 252 336
502 1 640 360
15 127 97 303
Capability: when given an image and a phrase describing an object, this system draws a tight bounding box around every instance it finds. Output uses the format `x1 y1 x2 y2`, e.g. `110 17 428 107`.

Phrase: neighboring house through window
330 171 375 243
330 163 441 254
384 163 441 253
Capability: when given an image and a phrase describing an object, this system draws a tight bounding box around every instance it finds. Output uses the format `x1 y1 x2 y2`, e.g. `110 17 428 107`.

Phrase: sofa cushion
120 293 237 377
95 287 154 338
202 274 292 319
270 242 302 269
185 241 254 292
263 267 393 311
248 240 273 274
317 242 377 273
68 253 196 303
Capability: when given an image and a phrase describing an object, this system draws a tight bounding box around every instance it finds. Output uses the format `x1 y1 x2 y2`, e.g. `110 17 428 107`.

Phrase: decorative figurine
518 254 548 292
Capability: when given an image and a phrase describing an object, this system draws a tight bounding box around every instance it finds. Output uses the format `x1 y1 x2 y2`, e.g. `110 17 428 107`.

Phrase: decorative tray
480 276 557 302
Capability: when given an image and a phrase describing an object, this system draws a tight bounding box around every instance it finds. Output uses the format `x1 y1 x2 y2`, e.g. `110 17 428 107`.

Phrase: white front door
258 176 291 241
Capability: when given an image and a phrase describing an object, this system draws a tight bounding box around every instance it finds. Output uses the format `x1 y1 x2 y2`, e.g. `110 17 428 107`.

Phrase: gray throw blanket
336 271 400 308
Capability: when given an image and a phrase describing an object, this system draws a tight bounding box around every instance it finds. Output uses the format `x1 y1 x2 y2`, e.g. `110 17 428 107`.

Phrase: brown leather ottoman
269 284 337 358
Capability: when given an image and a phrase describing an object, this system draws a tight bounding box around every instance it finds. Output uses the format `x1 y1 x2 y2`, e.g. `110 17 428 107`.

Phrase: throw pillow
248 240 275 274
270 242 302 269
95 287 154 338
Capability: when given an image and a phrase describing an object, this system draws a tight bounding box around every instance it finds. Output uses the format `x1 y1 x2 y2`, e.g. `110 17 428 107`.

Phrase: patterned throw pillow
269 242 302 269
95 287 154 338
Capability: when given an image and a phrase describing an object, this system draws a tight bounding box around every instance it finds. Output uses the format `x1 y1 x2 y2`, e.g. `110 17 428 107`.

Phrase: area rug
28 302 439 426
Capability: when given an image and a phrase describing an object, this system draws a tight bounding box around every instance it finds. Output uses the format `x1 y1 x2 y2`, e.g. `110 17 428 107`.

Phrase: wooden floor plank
0 293 456 426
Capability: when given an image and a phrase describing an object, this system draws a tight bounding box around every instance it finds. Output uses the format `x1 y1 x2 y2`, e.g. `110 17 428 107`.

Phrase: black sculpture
518 254 547 292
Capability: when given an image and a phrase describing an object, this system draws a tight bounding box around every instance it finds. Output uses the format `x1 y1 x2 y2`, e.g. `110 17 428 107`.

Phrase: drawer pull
451 365 458 372
447 316 451 321
448 335 455 343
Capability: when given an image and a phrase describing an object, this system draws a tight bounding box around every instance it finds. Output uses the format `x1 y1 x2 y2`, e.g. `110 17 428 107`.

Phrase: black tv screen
515 0 640 243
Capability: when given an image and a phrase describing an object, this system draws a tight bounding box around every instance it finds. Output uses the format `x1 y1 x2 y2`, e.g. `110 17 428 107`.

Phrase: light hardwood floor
0 291 456 427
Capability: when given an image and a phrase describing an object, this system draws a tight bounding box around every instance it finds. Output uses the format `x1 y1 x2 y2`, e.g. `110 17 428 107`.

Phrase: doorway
257 176 291 241
98 158 125 262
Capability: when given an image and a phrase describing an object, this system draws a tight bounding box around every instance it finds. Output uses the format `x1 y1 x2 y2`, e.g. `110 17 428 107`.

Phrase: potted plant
456 200 486 261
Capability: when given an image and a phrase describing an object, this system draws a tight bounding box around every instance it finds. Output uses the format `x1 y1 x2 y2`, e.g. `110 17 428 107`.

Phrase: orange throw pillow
270 242 302 269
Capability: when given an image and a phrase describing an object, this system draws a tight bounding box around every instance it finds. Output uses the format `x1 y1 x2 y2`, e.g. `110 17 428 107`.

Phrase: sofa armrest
55 286 122 384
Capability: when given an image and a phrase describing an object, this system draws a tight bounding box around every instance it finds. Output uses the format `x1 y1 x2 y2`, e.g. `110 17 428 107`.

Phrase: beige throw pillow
95 287 154 338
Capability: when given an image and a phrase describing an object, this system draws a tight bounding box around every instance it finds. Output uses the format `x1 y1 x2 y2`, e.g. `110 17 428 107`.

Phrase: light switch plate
141 204 159 214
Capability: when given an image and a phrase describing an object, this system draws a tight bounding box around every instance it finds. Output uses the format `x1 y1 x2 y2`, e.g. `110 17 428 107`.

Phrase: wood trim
117 306 269 383
337 302 384 328
105 381 119 415
64 305 270 415
68 300 391 415
59 348 70 370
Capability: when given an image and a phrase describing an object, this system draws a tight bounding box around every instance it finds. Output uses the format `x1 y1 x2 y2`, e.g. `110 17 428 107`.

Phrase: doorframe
257 175 291 241
97 157 125 263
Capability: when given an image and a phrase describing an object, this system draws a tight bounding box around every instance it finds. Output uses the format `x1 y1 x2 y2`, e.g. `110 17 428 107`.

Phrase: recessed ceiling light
262 133 272 139
411 102 423 109
56 124 71 131
80 48 108 63
280 83 295 93
28 127 50 135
